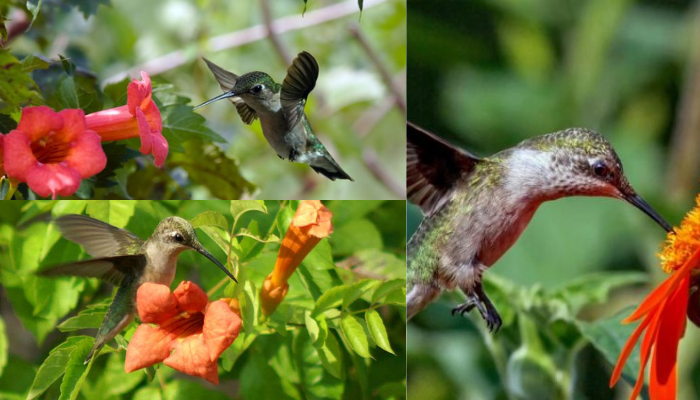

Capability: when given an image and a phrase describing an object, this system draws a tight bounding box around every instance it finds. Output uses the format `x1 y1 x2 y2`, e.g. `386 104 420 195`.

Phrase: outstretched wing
407 122 481 216
202 57 258 124
54 214 144 258
280 51 319 129
38 255 147 287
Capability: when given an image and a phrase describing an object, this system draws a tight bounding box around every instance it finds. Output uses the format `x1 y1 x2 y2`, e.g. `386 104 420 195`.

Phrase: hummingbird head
227 72 280 112
507 128 672 232
154 217 237 282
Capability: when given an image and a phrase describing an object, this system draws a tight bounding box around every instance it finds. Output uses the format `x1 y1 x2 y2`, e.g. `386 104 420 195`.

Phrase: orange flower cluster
611 193 700 399
260 200 333 315
125 281 241 384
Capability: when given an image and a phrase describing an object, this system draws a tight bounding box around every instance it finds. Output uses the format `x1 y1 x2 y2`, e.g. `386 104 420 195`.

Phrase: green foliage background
0 200 407 399
0 0 406 199
408 0 700 399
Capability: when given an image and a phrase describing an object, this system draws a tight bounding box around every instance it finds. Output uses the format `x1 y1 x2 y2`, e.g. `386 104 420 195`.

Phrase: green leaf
340 314 371 358
230 200 267 229
301 240 336 271
317 331 344 380
293 330 344 399
20 55 51 73
57 298 111 332
87 201 135 228
342 279 380 308
26 0 43 28
27 337 89 399
240 280 258 337
305 311 320 342
371 279 406 304
221 332 257 372
160 104 225 150
191 210 229 231
313 285 349 316
550 272 648 315
239 220 269 263
58 338 94 400
235 227 279 243
0 316 6 377
0 50 42 112
168 140 255 199
329 218 383 256
365 309 394 355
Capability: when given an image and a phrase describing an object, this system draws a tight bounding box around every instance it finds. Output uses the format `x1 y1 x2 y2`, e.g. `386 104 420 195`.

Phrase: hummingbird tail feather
406 283 440 320
310 154 353 181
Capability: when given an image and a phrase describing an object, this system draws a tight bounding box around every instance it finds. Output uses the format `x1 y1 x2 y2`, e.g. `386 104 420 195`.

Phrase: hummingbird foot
452 285 502 332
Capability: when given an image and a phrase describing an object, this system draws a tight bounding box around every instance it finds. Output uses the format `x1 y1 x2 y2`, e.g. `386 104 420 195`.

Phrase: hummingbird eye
172 232 184 243
592 161 610 178
251 85 263 94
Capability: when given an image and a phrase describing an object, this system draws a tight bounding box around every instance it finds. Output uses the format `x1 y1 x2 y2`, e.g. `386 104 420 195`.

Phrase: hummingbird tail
406 283 440 320
309 153 353 181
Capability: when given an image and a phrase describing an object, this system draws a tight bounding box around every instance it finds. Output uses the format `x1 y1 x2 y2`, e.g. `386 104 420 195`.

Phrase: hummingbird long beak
193 91 237 110
195 246 238 282
623 194 673 233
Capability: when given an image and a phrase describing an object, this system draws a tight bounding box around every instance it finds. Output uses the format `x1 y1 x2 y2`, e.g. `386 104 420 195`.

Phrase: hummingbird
406 122 672 331
39 214 237 363
194 51 353 181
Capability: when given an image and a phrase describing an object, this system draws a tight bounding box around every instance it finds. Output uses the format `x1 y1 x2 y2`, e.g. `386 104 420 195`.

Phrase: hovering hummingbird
39 214 237 363
194 51 353 181
406 122 672 331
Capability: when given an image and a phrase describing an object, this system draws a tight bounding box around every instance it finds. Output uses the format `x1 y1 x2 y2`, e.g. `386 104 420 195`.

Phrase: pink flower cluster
0 72 168 198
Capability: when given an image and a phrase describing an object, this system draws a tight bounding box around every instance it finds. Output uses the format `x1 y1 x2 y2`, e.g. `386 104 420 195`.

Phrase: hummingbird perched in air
406 122 672 331
39 214 237 364
194 51 353 181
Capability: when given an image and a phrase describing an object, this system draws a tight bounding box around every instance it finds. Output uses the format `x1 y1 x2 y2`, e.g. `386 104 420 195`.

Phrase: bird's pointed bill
193 92 238 110
195 246 237 282
624 194 673 232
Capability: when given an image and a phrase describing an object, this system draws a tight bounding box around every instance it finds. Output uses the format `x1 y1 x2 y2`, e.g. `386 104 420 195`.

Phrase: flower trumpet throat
261 201 333 316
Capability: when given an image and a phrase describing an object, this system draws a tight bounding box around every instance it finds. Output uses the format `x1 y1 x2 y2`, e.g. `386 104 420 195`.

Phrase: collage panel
0 0 405 201
407 1 700 400
0 200 407 399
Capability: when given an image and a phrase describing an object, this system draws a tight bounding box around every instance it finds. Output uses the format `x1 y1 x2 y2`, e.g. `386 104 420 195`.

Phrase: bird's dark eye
251 85 263 94
592 161 609 178
173 233 184 243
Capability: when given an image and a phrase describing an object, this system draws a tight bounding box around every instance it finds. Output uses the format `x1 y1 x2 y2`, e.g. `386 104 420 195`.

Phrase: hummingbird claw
453 285 502 332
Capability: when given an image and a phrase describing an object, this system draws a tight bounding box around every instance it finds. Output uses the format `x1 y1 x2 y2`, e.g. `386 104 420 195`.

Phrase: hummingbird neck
501 148 568 204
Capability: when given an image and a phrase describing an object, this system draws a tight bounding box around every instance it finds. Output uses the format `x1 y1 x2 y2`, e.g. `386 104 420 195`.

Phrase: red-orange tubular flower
261 200 333 315
2 106 106 198
610 193 700 399
125 281 241 384
85 71 168 167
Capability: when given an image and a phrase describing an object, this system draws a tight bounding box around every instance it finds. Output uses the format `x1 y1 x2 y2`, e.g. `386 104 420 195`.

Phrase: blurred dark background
407 0 700 399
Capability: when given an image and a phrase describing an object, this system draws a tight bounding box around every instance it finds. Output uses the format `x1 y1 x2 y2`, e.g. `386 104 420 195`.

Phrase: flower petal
16 106 63 142
202 300 242 362
136 282 180 324
3 130 36 181
64 129 107 178
25 163 81 198
125 323 175 373
173 281 209 314
164 335 220 384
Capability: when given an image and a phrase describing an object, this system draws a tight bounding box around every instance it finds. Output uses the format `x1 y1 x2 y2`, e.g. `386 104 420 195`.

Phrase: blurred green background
407 0 700 399
4 0 406 199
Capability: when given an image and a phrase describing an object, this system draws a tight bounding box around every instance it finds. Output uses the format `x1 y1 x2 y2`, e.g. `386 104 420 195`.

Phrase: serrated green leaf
313 285 349 316
168 140 255 199
365 309 394 355
371 279 406 304
341 314 370 358
160 104 225 150
0 50 42 112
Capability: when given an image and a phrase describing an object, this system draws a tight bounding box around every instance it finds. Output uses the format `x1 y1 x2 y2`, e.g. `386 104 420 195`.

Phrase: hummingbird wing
407 122 481 216
202 58 258 124
280 51 319 129
55 215 144 258
38 255 147 287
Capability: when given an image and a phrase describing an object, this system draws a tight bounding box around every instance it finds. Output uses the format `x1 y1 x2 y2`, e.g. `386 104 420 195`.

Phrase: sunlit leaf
340 314 370 358
0 316 7 377
313 285 349 316
365 309 394 355
57 298 111 332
